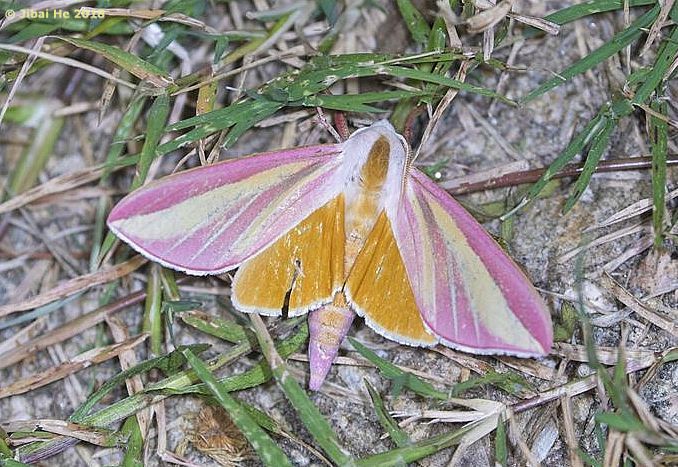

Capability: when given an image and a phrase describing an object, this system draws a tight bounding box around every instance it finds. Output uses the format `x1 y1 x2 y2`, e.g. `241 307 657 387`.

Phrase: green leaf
649 98 668 246
302 90 431 112
142 265 164 355
70 344 210 422
450 370 531 397
180 309 255 345
661 349 678 364
165 323 309 396
93 95 147 269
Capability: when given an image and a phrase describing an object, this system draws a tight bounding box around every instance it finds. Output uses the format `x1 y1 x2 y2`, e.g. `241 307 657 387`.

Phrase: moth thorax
359 136 390 191
343 136 391 273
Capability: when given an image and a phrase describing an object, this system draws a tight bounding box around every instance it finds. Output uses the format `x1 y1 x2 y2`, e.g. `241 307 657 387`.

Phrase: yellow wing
231 196 345 316
345 212 436 346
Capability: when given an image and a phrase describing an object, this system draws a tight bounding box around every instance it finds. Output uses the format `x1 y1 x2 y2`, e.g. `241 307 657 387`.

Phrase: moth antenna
400 138 413 202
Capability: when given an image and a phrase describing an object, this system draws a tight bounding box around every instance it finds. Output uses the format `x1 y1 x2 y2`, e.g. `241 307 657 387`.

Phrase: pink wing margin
390 169 553 357
108 144 344 275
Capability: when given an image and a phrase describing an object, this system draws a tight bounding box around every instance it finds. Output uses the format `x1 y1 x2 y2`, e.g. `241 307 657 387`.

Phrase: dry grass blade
463 102 524 160
0 291 146 369
600 273 678 338
584 188 678 232
437 0 462 48
512 359 650 415
2 419 122 446
467 0 514 34
0 0 86 30
0 256 146 317
603 429 625 466
0 317 46 355
0 334 147 398
0 43 136 88
414 61 469 160
79 7 220 33
105 315 152 436
559 222 650 263
497 356 561 382
639 0 675 56
473 0 559 34
0 164 115 215
553 343 659 368
560 395 584 467
0 38 45 129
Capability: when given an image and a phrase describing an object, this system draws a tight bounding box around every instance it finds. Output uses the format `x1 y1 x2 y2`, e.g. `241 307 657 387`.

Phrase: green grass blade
649 98 668 246
562 115 616 213
302 90 431 112
160 323 309 396
349 337 448 400
69 344 209 422
631 24 678 105
502 108 608 218
450 370 532 397
495 417 508 466
249 316 355 466
0 430 12 457
396 0 430 45
543 0 657 26
8 22 61 43
159 99 283 153
0 454 32 467
59 37 172 87
380 65 515 104
142 264 163 355
92 95 147 270
5 108 64 200
365 380 411 448
522 4 660 103
182 348 294 467
356 423 472 466
180 309 254 344
120 417 143 467
595 411 646 432
130 93 170 190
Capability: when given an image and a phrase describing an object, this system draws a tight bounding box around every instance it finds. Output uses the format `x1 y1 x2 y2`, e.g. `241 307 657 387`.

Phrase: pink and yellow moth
108 120 553 390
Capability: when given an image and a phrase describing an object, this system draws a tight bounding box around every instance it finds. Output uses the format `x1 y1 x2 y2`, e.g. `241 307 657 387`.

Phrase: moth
108 120 553 390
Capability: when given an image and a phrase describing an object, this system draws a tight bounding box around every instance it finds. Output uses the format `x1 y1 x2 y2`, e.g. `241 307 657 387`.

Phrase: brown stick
446 155 678 196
